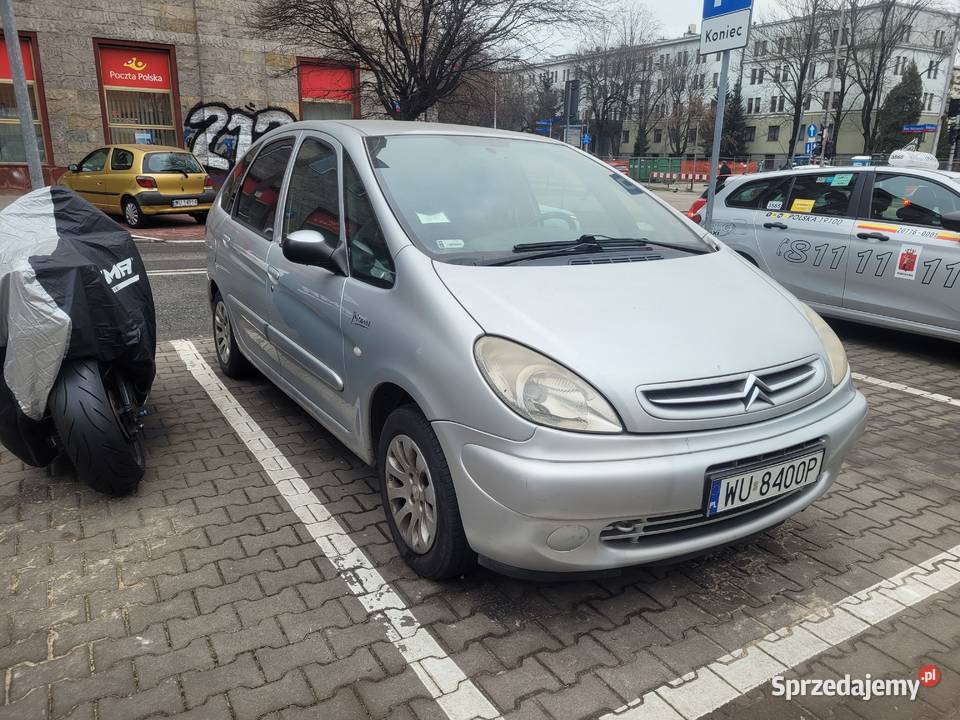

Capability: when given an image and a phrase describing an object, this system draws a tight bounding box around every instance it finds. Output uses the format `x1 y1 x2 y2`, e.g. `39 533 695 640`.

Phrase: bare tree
576 4 658 156
632 47 667 155
251 0 587 120
662 54 706 156
755 0 832 157
845 0 930 154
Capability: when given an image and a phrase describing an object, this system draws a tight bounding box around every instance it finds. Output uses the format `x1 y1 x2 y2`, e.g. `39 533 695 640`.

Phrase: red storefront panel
0 39 35 81
98 46 172 90
299 64 355 102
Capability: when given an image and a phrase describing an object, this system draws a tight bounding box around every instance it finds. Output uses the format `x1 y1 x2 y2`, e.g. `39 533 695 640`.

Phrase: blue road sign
902 123 938 133
581 133 592 145
805 141 817 154
703 0 753 20
806 124 817 138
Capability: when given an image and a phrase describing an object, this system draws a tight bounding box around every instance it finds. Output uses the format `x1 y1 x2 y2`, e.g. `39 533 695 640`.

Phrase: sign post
701 0 753 232
0 0 43 189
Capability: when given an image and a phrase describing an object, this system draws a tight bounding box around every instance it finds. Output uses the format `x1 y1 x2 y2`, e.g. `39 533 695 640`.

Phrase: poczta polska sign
700 0 753 55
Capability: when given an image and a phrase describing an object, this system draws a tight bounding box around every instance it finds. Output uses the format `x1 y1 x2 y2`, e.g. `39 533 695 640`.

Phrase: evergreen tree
633 126 649 156
876 63 924 153
700 84 749 159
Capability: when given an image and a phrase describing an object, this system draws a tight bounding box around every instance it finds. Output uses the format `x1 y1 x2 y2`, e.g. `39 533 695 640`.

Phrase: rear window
725 177 792 210
144 152 203 174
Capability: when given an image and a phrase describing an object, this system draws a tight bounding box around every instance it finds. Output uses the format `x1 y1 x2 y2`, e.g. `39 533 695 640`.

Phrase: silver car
206 121 867 579
710 164 960 342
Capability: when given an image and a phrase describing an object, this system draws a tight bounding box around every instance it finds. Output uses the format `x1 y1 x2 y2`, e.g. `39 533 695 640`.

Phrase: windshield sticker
815 176 831 183
790 198 816 213
831 173 854 187
895 244 922 279
436 238 464 250
766 200 783 210
416 211 450 224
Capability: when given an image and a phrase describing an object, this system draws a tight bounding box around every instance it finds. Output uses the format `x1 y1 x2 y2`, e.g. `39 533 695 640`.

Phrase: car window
144 152 203 174
871 173 960 228
785 172 856 217
283 137 340 244
78 148 108 172
233 138 294 238
344 154 394 288
219 155 251 212
725 176 793 210
110 148 134 171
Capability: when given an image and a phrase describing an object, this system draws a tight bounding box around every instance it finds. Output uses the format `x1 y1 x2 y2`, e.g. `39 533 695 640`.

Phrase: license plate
172 198 198 207
705 448 824 517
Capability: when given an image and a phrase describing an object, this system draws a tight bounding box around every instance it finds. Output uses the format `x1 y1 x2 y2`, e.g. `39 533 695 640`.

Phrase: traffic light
949 98 960 117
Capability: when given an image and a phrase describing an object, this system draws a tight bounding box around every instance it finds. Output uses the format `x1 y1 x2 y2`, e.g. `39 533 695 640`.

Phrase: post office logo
123 57 147 72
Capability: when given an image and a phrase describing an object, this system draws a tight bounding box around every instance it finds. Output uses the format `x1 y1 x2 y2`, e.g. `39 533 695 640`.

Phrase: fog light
546 525 590 551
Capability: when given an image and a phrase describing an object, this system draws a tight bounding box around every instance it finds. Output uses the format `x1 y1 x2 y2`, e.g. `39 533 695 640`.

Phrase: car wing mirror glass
282 229 343 273
941 210 960 233
68 164 78 172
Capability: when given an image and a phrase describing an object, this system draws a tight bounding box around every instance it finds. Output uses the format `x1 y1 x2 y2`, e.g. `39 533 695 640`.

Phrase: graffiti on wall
183 102 296 176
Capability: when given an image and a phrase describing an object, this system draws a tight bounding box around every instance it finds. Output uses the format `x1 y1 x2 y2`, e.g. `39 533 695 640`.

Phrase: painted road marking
171 340 500 720
133 235 206 244
146 269 207 277
602 543 960 719
853 372 960 408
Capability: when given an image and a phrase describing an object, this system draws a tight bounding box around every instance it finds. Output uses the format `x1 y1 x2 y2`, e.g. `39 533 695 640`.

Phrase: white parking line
602 544 960 719
146 269 206 277
853 372 960 408
171 340 500 720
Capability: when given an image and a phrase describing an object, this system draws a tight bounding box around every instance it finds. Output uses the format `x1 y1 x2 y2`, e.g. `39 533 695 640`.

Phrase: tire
122 196 146 229
48 360 144 496
212 291 251 377
378 405 475 579
193 211 208 224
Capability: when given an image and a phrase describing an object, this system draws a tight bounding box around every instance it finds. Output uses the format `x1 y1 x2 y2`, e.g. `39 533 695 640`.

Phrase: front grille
599 438 825 545
637 356 825 422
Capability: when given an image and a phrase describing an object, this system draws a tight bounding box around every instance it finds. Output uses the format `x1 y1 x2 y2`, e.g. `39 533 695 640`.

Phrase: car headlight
800 304 848 386
474 336 623 433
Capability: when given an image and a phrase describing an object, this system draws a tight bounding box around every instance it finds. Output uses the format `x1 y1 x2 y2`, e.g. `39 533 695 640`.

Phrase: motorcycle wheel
48 360 145 496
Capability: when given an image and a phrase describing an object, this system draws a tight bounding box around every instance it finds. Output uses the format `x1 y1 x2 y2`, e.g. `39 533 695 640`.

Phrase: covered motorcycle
0 186 155 494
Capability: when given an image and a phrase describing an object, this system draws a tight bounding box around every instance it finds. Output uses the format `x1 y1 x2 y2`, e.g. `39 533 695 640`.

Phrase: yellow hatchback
61 144 214 228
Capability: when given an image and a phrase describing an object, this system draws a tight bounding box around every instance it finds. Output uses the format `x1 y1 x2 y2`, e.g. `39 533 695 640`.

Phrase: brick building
0 1 362 189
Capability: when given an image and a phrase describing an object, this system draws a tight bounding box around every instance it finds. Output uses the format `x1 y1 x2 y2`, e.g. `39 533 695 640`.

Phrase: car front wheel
378 405 475 579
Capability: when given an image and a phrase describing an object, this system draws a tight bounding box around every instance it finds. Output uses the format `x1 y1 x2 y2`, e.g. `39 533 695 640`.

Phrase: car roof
275 119 557 143
108 144 190 153
724 165 960 186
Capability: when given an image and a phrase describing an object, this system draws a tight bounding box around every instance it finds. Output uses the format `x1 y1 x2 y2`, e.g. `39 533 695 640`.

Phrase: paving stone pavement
2 320 960 720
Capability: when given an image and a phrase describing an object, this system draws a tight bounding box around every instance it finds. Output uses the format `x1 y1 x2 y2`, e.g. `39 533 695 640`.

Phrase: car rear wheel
378 405 475 579
122 197 146 229
212 291 251 378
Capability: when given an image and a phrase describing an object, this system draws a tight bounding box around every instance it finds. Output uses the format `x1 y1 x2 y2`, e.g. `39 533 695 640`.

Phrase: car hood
433 249 828 433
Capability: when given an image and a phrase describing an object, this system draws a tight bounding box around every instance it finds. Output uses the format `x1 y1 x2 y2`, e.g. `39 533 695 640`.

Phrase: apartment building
534 4 959 161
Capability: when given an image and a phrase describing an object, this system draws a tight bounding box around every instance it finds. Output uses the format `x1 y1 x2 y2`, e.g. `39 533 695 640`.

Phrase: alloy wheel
385 434 438 554
124 201 139 226
214 301 231 364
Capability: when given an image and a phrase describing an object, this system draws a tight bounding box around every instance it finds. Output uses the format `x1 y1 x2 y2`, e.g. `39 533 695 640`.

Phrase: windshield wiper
511 235 649 253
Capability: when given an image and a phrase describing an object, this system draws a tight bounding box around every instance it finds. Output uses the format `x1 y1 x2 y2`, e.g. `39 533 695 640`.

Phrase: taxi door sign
895 245 922 280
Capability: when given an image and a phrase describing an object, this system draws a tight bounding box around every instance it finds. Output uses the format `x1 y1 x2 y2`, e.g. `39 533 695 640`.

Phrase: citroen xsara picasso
206 121 867 579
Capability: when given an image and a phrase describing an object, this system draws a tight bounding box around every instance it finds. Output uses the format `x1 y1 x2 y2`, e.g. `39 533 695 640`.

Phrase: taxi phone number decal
775 238 960 288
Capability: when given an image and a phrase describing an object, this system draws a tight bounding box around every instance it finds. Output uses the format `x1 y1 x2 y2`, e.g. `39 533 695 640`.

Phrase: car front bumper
433 376 867 575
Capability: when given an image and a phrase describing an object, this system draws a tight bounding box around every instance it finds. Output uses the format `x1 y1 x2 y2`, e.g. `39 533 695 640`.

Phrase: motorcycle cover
0 186 156 466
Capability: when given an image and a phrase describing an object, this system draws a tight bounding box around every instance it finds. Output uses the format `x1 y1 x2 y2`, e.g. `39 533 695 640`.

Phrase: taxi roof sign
887 149 939 170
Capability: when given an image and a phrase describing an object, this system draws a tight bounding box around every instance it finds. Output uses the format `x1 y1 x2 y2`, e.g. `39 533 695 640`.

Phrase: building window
653 128 662 143
745 126 756 142
0 35 49 164
713 73 719 88
804 94 812 110
96 43 177 146
928 60 939 79
622 129 630 144
934 29 946 47
715 52 721 60
298 61 358 120
767 125 780 141
903 26 911 44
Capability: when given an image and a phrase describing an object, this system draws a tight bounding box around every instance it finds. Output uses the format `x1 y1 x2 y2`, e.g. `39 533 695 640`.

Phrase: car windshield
365 135 711 262
144 152 203 174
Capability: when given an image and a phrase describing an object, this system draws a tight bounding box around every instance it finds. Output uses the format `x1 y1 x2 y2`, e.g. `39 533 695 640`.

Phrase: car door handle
763 222 788 230
857 232 889 241
221 234 232 247
267 267 280 290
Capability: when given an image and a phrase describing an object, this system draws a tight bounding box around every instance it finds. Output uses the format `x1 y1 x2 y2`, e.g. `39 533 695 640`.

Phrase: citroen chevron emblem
741 373 774 411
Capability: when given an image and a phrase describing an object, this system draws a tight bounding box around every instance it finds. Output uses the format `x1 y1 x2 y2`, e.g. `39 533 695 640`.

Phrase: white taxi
709 152 960 342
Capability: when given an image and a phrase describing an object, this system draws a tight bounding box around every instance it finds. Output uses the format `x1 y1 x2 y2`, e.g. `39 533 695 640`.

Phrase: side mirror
282 229 343 273
68 164 78 172
942 211 960 233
